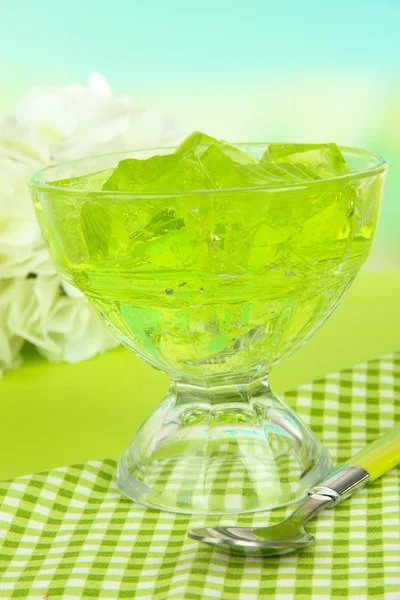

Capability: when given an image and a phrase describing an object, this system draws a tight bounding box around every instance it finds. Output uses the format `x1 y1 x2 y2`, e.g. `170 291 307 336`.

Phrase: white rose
7 275 119 364
0 117 52 279
0 280 24 377
0 73 176 375
16 72 176 162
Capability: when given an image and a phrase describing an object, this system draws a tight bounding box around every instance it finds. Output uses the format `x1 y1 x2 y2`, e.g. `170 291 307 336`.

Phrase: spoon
188 426 400 556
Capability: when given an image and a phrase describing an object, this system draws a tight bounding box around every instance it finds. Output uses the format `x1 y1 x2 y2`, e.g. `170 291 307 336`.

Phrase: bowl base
115 378 332 514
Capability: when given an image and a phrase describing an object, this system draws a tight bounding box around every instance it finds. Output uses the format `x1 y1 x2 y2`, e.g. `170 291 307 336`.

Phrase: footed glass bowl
30 144 388 514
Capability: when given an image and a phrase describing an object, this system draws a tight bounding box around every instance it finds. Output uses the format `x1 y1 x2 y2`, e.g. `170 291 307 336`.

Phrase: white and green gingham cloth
1 353 400 599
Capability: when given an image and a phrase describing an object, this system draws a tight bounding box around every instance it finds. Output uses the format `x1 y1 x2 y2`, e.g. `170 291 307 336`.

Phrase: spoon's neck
289 464 371 529
309 464 370 506
290 494 333 527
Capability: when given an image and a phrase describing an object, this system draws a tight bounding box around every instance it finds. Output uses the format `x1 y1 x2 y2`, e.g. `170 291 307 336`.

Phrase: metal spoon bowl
188 495 331 557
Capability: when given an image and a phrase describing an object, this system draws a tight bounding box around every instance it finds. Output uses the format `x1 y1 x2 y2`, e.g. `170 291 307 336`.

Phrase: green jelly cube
40 170 114 269
103 152 215 193
262 142 350 180
176 131 255 165
51 168 115 191
175 131 217 157
147 155 214 192
199 145 293 189
199 145 253 188
103 154 180 192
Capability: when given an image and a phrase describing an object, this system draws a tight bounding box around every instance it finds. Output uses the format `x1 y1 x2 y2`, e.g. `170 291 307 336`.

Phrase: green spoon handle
350 425 400 481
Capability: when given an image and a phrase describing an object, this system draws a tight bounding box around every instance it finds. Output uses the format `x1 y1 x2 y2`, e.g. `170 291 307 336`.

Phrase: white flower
0 116 52 278
0 73 176 375
0 280 24 377
16 72 177 162
1 73 177 273
7 275 119 364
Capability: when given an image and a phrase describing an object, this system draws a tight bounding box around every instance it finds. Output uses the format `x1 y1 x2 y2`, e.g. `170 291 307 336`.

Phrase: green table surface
1 270 399 483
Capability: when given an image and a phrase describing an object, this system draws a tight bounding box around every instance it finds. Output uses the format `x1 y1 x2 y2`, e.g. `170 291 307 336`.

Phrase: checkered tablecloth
1 353 399 599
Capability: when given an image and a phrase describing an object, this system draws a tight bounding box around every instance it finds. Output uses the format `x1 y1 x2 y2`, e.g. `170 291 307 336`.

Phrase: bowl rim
30 143 389 197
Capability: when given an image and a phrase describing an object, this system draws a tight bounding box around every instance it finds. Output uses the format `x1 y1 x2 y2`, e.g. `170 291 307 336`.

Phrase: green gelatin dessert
31 132 387 513
36 132 382 384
